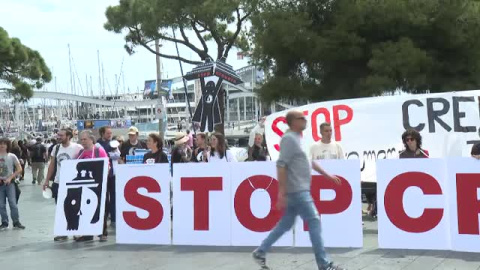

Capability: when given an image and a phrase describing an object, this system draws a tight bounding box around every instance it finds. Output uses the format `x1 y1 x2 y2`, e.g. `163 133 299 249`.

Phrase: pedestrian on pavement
120 127 147 162
43 128 83 242
30 138 48 185
399 129 429 158
17 140 29 181
143 133 168 164
0 137 25 230
204 132 237 163
252 111 344 270
74 130 109 242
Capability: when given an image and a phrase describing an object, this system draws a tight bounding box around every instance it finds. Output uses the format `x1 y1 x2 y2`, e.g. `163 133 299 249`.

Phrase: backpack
31 144 45 160
49 145 61 181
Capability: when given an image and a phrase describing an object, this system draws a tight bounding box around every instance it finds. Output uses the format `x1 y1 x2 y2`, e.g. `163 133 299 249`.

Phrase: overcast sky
1 0 250 96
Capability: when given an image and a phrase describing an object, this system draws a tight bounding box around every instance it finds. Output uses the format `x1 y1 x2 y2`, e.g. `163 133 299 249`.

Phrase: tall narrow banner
230 162 293 246
115 164 171 245
294 160 363 248
54 158 108 236
446 158 480 252
377 159 450 250
265 90 480 183
172 163 231 246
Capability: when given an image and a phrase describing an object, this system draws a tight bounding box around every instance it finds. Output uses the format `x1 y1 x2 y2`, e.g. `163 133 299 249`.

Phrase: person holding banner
204 132 237 163
74 130 109 242
309 122 344 160
143 133 168 164
44 128 83 242
252 111 344 270
471 142 480 159
399 129 429 159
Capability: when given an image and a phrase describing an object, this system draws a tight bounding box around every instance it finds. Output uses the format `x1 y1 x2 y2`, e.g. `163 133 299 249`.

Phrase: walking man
30 137 47 185
252 111 345 270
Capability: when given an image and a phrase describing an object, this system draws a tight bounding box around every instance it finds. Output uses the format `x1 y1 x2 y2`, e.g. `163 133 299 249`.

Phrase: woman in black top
143 133 168 164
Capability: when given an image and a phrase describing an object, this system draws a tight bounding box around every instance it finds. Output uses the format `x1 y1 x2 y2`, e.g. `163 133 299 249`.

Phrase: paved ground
2 171 480 270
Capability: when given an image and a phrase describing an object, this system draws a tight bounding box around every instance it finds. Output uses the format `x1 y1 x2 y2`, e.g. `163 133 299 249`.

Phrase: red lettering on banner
234 175 281 232
123 176 163 230
456 173 480 235
272 117 286 151
332 105 353 141
384 172 443 233
304 175 353 230
311 108 331 142
181 177 223 231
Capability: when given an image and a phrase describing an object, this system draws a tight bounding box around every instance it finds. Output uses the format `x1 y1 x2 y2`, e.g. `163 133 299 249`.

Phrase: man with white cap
120 126 147 162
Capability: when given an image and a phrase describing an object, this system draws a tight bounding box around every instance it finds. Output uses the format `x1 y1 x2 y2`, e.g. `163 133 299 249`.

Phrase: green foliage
104 0 255 64
251 0 480 103
0 27 52 102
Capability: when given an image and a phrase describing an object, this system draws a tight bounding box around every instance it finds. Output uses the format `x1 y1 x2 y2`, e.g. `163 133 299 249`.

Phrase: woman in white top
204 133 237 163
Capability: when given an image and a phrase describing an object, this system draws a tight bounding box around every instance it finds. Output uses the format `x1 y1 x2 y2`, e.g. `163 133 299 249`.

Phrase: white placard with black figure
54 158 109 236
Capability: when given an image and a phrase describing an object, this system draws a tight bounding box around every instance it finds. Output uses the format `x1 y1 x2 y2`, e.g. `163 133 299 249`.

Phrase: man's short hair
320 122 331 131
99 126 112 137
61 128 73 139
286 111 299 127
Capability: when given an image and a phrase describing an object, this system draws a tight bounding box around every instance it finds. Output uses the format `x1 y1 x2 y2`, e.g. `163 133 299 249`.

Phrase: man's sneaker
54 236 68 242
13 222 25 230
320 262 345 270
0 223 8 230
252 250 270 269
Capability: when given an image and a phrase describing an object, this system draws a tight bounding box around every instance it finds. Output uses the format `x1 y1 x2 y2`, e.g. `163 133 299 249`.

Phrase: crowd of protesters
0 119 479 247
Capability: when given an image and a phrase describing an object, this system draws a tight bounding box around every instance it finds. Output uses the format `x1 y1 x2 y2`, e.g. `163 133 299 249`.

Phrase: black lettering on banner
452 96 476 133
427 98 451 132
402 99 425 131
346 148 396 173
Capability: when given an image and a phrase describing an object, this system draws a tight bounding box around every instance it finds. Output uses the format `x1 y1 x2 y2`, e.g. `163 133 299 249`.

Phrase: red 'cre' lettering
456 173 480 235
384 172 443 233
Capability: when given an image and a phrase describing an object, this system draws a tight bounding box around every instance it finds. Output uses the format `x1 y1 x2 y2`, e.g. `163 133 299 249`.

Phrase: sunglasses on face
405 137 415 142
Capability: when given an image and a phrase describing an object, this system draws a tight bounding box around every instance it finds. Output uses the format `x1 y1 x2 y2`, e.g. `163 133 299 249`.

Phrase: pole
155 39 165 139
172 28 195 133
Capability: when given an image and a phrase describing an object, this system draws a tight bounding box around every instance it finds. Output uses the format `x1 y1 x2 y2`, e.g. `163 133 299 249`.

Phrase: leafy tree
251 0 480 103
0 27 52 101
104 0 253 64
104 0 254 133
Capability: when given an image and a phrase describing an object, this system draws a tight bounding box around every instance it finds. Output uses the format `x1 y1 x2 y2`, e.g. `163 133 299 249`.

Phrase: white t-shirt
309 141 345 160
208 150 237 163
51 143 83 183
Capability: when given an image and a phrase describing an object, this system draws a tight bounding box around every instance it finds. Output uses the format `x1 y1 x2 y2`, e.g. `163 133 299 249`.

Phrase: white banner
172 162 232 246
446 158 480 252
54 158 108 236
265 90 480 182
294 160 363 248
115 164 171 245
377 159 450 250
230 162 293 246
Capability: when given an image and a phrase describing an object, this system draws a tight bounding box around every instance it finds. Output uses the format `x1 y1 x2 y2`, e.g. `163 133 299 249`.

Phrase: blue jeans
258 191 330 267
0 183 20 224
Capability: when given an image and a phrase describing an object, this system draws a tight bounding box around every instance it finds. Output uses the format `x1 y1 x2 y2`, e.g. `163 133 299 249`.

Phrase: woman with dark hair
205 133 237 163
143 133 168 164
399 129 429 158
